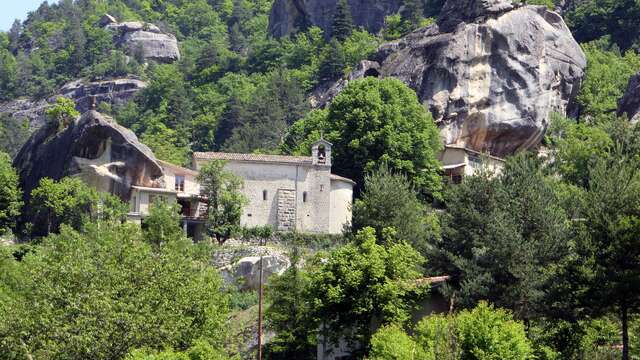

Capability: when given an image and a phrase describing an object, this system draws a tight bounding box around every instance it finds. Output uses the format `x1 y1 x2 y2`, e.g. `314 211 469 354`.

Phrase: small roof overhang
131 186 178 194
442 163 466 170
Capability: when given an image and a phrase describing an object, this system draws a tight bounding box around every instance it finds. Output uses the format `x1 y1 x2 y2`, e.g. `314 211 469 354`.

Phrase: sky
1 1 58 31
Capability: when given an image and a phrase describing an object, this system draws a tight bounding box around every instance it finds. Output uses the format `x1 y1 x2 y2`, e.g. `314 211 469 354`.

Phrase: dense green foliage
565 0 640 51
0 152 22 235
265 248 315 359
197 160 247 245
142 200 184 247
3 0 640 359
306 227 427 355
352 163 439 254
285 77 443 198
576 39 640 119
370 302 534 360
29 177 128 236
46 96 80 128
0 222 229 359
436 153 570 320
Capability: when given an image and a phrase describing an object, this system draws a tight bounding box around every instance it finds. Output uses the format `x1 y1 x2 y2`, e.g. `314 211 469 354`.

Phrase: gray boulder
315 0 586 157
268 0 401 38
221 255 291 290
102 15 180 63
0 77 147 132
618 72 640 123
13 110 165 213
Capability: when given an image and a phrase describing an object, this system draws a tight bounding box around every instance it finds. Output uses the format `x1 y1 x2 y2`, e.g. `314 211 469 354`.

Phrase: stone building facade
129 139 354 237
192 139 354 234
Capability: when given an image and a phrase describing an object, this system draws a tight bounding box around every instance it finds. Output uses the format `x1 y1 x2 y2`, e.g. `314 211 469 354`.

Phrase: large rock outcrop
315 0 587 157
268 0 401 38
618 72 640 123
0 77 147 131
14 110 165 207
101 14 180 63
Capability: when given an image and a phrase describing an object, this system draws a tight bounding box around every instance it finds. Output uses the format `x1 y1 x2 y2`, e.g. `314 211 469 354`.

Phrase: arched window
263 190 268 201
303 191 308 203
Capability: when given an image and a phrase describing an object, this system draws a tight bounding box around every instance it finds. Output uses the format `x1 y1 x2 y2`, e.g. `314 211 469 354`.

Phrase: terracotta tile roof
193 152 313 165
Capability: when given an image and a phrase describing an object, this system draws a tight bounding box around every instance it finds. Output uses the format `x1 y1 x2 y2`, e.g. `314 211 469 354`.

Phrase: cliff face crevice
314 0 587 157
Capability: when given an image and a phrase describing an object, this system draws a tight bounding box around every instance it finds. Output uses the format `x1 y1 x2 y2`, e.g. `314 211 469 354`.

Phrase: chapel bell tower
312 138 332 167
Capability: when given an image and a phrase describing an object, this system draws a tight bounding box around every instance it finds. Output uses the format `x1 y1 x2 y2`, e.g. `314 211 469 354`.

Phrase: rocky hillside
0 77 147 131
315 0 587 157
13 110 164 212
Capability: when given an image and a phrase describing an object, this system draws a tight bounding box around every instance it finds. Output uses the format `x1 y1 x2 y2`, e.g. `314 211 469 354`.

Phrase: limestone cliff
618 72 640 123
314 0 587 157
14 110 165 207
268 0 401 38
0 77 147 131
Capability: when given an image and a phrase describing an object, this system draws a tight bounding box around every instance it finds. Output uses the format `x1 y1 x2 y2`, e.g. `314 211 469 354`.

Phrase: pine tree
318 38 346 81
401 0 425 29
331 0 353 42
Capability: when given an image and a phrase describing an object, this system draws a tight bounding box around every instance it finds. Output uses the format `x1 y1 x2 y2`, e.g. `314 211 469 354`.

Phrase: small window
303 191 308 203
175 175 185 192
263 190 268 201
320 184 324 192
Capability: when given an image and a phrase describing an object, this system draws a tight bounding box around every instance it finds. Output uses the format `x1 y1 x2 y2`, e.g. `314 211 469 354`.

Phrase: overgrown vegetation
1 0 640 359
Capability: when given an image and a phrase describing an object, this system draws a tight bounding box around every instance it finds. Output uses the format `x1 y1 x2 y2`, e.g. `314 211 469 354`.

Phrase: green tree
400 0 425 30
0 152 22 236
369 324 421 360
29 177 126 236
546 114 613 187
352 163 439 254
579 152 640 360
437 153 570 320
143 199 184 247
197 160 247 245
577 40 640 119
307 227 426 355
126 339 230 359
0 223 229 359
286 77 443 199
331 0 353 41
46 97 80 129
370 302 534 360
566 0 640 51
317 38 346 81
265 247 315 359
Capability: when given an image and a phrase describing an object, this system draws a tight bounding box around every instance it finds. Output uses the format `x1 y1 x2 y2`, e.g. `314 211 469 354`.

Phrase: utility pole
257 238 264 360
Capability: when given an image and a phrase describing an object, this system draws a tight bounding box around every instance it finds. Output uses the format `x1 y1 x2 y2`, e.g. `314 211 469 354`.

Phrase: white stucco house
439 145 505 184
128 140 354 239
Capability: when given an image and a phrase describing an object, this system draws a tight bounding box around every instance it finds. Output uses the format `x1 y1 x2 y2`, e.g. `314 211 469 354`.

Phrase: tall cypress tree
331 0 353 42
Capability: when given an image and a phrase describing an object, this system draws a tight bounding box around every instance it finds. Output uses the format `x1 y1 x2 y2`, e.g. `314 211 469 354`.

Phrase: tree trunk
622 305 629 360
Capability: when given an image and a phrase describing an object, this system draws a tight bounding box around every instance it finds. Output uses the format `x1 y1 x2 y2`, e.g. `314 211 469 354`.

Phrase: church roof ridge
192 151 313 165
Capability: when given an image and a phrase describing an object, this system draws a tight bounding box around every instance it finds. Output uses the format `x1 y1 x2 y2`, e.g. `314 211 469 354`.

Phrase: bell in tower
312 138 332 167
